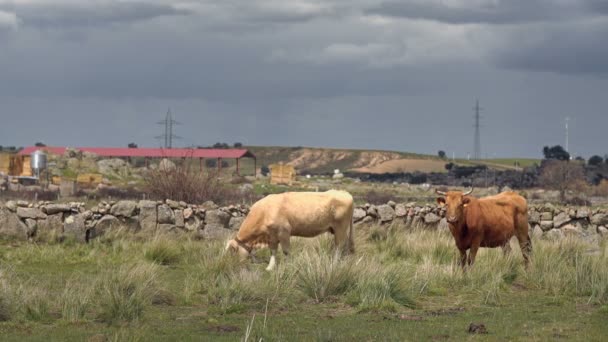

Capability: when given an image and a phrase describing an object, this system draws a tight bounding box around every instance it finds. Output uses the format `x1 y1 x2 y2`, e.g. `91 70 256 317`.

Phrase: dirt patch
468 323 488 334
353 158 447 173
426 307 465 317
207 325 240 333
397 314 425 321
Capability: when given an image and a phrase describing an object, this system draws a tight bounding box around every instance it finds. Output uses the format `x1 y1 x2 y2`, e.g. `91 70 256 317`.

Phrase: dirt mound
353 159 447 173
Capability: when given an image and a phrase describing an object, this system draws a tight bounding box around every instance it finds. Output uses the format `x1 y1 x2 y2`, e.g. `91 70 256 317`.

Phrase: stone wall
0 199 607 242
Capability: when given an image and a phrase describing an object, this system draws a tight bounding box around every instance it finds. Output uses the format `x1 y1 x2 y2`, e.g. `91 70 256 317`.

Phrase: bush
60 280 93 322
143 236 182 265
589 155 603 166
295 251 358 302
143 163 240 205
96 263 159 323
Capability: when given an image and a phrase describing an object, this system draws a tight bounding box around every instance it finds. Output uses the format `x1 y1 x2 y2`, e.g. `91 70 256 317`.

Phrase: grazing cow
436 188 532 268
225 190 355 271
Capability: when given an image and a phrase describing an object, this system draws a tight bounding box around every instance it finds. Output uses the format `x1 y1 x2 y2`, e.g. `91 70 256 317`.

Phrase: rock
437 218 449 232
0 208 29 240
367 206 378 218
201 224 232 239
137 200 157 233
157 204 175 224
63 214 87 243
562 224 585 238
25 218 37 236
545 229 565 241
387 200 396 208
5 200 17 212
16 207 47 220
43 203 71 215
553 212 571 228
88 215 120 239
591 213 608 226
174 210 185 228
395 204 407 217
184 216 204 232
17 200 28 207
540 220 554 231
377 204 395 223
532 225 543 238
158 158 176 171
110 200 138 218
528 210 541 224
239 184 254 193
157 224 179 233
353 208 367 222
166 199 180 209
424 212 441 224
183 207 194 220
540 212 553 221
598 226 608 237
576 208 590 219
201 201 218 210
36 213 64 241
97 158 127 175
205 210 231 229
229 216 246 231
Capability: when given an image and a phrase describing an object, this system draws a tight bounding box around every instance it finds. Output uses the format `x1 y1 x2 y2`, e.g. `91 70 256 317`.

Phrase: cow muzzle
447 216 458 224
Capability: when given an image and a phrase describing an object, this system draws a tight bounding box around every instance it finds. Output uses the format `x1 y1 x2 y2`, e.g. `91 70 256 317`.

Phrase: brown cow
436 188 532 268
225 190 355 271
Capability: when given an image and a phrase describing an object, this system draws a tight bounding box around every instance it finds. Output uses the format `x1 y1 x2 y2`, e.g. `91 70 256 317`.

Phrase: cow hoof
265 267 274 272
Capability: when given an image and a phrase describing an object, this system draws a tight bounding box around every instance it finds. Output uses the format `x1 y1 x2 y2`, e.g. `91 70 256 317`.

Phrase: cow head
436 188 473 224
225 239 251 260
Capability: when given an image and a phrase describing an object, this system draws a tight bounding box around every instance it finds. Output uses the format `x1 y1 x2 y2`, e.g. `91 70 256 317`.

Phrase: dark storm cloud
0 1 190 28
367 0 602 24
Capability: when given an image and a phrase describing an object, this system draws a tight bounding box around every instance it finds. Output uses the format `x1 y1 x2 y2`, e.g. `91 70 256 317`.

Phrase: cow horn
463 187 474 196
435 189 447 196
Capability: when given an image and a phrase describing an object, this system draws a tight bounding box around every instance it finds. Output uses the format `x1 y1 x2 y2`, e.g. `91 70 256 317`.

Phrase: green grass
0 227 607 340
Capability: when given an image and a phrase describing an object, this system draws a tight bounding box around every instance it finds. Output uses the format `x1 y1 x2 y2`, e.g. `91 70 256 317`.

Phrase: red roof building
19 146 257 175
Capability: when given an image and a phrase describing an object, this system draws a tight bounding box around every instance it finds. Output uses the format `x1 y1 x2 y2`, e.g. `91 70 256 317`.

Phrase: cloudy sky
0 0 607 159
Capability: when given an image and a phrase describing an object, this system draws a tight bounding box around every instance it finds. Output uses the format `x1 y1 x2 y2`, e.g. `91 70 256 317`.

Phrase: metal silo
30 150 47 179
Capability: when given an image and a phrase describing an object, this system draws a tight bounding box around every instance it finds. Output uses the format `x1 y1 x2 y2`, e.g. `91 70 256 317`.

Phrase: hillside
246 146 542 174
246 146 445 174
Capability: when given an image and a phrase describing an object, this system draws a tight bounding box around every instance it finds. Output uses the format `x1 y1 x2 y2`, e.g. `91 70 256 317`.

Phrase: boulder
158 158 176 171
97 158 127 175
561 224 585 238
353 208 367 222
540 220 554 231
532 225 543 239
553 212 571 228
184 216 204 232
16 207 47 220
0 208 29 240
394 204 407 218
201 201 218 210
367 206 378 218
591 213 608 226
43 203 71 215
158 223 179 233
205 209 231 229
598 226 608 238
36 213 63 240
110 200 138 218
528 210 541 225
166 200 180 209
138 200 157 233
201 224 232 239
540 212 553 221
576 208 590 219
157 204 175 224
437 218 449 232
387 200 396 208
183 207 194 220
174 210 185 228
377 204 395 223
63 214 87 243
424 212 441 224
88 215 120 240
5 200 17 212
229 216 246 231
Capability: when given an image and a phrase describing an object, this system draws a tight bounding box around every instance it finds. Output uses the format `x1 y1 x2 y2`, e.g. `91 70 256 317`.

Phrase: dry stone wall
0 199 607 243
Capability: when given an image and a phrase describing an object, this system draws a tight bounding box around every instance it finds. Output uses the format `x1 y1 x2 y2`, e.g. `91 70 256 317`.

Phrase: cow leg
458 248 467 269
266 241 279 271
468 244 480 266
516 233 533 269
332 225 349 256
280 236 290 257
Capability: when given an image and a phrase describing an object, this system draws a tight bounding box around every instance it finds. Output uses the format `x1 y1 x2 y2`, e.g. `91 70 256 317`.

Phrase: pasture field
0 224 607 341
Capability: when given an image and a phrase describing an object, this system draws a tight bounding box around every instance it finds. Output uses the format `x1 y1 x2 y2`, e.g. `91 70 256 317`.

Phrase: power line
473 100 482 160
155 108 182 148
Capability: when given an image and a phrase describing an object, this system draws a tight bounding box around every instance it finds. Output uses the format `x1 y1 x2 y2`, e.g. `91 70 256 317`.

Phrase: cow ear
462 197 470 206
436 197 446 206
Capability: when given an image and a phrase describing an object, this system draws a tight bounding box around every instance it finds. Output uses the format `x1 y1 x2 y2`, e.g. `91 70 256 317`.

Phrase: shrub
60 280 93 322
143 236 182 265
347 264 415 312
96 263 159 323
294 251 358 302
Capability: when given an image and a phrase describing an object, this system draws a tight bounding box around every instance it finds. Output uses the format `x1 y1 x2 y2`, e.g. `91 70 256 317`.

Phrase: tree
539 160 586 202
234 142 243 148
128 142 138 148
261 165 270 176
588 155 603 166
542 145 570 161
34 142 46 147
445 162 454 171
438 150 446 159
575 156 585 162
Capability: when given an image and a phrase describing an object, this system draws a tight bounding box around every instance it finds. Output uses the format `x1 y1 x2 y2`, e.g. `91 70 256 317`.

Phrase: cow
435 188 532 268
225 189 355 271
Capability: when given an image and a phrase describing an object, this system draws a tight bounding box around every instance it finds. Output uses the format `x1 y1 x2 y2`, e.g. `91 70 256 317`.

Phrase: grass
0 225 606 340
